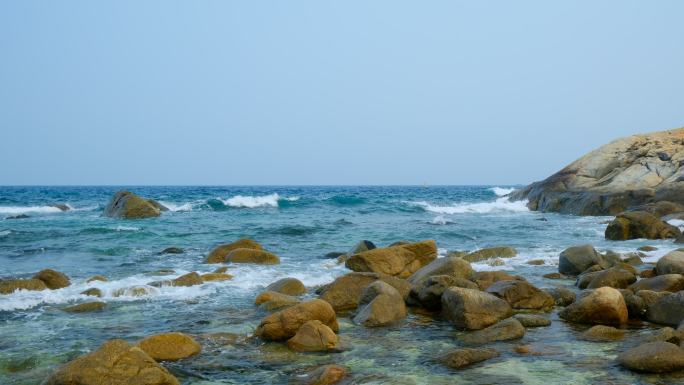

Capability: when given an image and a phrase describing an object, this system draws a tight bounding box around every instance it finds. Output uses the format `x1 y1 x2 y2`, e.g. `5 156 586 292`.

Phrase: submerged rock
605 211 680 240
442 287 512 330
559 287 628 325
256 299 338 341
63 302 106 313
579 325 625 342
103 191 165 219
0 278 47 294
286 320 338 352
618 341 684 373
439 348 499 369
345 240 437 278
33 269 70 289
266 278 306 296
462 246 517 263
205 239 263 263
137 332 201 362
460 318 525 345
353 281 407 327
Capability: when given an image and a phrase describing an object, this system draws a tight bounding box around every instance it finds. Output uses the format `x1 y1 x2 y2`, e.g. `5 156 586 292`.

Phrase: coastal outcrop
104 191 167 219
605 211 680 240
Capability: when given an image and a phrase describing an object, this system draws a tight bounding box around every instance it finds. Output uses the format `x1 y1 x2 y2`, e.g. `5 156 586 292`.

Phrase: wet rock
286 320 338 352
527 259 545 265
605 211 681 240
579 325 625 342
629 274 684 292
646 291 684 326
33 269 70 289
6 214 29 219
0 278 47 294
656 250 684 275
43 339 179 385
86 275 107 283
225 248 280 265
80 288 102 297
213 266 229 274
201 273 233 282
266 278 306 296
637 290 671 308
514 314 551 327
255 291 301 311
558 245 606 276
485 280 554 310
622 252 644 266
408 256 474 284
621 290 647 319
137 332 201 361
462 246 517 263
559 287 628 325
642 327 682 344
349 240 376 254
112 285 158 297
345 240 437 278
439 348 499 369
409 275 478 310
159 247 184 254
256 299 338 341
205 239 263 263
585 267 637 289
146 269 176 276
471 271 525 291
442 287 512 330
638 245 658 252
63 302 106 313
294 364 349 385
618 341 684 373
640 269 657 278
353 281 407 327
318 272 410 312
543 272 571 280
322 251 345 259
546 287 576 306
460 318 525 345
103 191 164 219
172 272 203 287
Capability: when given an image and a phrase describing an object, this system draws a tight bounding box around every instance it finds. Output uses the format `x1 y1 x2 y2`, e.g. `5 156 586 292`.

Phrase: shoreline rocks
559 287 628 325
442 287 512 330
256 299 339 341
345 240 437 278
137 332 201 361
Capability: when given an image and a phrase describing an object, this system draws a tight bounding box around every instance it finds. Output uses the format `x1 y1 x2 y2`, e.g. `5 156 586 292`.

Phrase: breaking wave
489 187 516 197
408 197 529 214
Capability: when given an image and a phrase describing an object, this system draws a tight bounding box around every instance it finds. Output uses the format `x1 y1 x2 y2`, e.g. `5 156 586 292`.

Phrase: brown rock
559 287 628 325
33 269 70 289
103 191 163 219
137 332 201 361
201 273 233 282
585 267 637 289
629 274 684 292
605 211 680 240
579 325 625 341
171 272 203 287
439 348 499 369
486 280 554 310
618 341 684 373
318 272 410 312
286 320 338 352
63 302 106 313
256 299 338 341
205 239 263 263
546 287 576 306
442 287 512 330
353 281 407 327
295 364 349 385
0 278 47 294
266 277 306 296
558 245 606 276
81 288 103 297
345 240 437 278
225 248 280 264
656 250 684 275
471 271 524 290
460 318 525 345
408 256 474 284
409 275 478 310
462 246 517 263
86 275 107 283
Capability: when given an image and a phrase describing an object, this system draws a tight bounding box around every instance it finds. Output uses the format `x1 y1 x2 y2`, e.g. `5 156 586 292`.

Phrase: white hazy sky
1 1 683 185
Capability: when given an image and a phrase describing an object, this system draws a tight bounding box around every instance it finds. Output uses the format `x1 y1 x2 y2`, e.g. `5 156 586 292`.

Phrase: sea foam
489 187 516 196
220 193 299 208
410 197 529 214
0 206 64 215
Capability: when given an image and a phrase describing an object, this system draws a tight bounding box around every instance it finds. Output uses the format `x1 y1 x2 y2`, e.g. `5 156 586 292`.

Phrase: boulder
513 314 551 327
471 271 524 290
353 281 407 327
558 245 606 276
409 275 478 310
0 278 47 294
224 248 280 265
656 250 684 275
213 266 229 274
605 211 681 240
256 299 338 341
33 269 70 289
81 288 103 297
137 332 201 361
442 287 512 330
621 289 647 319
86 275 107 283
103 191 163 219
637 290 671 308
286 320 338 352
460 318 525 345
633 201 684 217
205 239 263 263
350 240 376 254
318 272 410 312
622 252 645 266
646 291 684 326
585 267 637 289
640 269 657 278
112 285 158 297
169 272 202 287
546 287 576 306
201 273 233 282
43 339 179 385
255 291 301 311
579 325 625 342
64 302 106 313
629 274 684 292
294 364 349 385
485 280 554 310
439 348 499 369
462 247 517 263
618 342 684 373
408 256 474 284
266 278 306 296
559 287 628 325
639 245 658 252
345 240 437 278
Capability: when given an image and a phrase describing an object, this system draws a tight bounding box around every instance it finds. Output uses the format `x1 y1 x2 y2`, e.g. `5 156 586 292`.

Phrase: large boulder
559 287 628 325
656 250 684 275
605 211 681 240
646 291 684 326
353 281 407 327
345 240 437 278
255 291 301 311
266 278 306 296
629 274 684 292
0 278 47 294
205 239 263 263
43 339 179 385
485 280 554 310
558 245 606 276
439 348 499 369
460 318 525 345
33 269 70 289
513 314 551 327
171 272 203 287
618 342 684 373
286 320 338 352
509 128 684 216
409 275 478 310
470 271 524 290
462 247 517 263
585 267 637 289
408 256 474 284
255 299 338 341
103 191 165 219
224 248 280 265
442 287 512 330
137 332 201 362
318 272 410 312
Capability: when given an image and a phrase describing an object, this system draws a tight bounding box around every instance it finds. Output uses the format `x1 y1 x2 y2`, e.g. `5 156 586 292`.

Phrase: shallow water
0 186 682 384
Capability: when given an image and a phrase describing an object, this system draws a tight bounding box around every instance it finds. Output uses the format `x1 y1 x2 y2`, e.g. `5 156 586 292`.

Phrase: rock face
559 287 628 325
605 211 680 240
137 332 201 361
485 280 554 310
656 250 684 275
43 339 179 385
286 320 338 352
0 278 47 294
318 272 410 312
266 278 306 296
104 191 165 219
509 128 684 215
441 287 512 330
439 348 499 369
646 291 684 326
345 240 437 278
460 318 525 345
256 299 338 341
408 256 474 284
558 245 606 276
462 247 517 263
33 269 70 289
205 239 263 263
618 341 684 373
353 281 407 327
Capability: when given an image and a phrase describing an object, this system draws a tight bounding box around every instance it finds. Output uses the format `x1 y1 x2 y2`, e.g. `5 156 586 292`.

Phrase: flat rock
460 318 525 345
345 240 437 278
439 348 499 369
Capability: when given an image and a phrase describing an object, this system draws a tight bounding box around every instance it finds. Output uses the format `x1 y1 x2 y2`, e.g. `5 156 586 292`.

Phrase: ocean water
0 186 682 384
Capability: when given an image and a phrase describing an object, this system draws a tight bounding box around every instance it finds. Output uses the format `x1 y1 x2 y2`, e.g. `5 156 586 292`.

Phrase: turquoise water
0 186 682 384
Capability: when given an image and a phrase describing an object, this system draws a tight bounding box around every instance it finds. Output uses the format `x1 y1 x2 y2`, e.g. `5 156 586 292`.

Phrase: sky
1 1 683 186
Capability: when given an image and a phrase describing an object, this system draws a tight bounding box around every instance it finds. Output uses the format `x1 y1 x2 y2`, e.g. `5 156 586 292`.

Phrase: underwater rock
345 240 437 278
439 348 499 369
460 318 525 345
33 269 70 289
442 287 512 330
103 191 164 219
137 332 201 362
579 325 625 342
286 320 338 352
559 287 628 325
256 299 338 341
204 239 263 263
605 211 680 240
618 341 684 373
353 281 406 327
486 280 554 310
266 277 306 296
63 302 106 313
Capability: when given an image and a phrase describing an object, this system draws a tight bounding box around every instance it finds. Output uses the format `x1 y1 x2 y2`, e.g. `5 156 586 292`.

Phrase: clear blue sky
1 1 683 185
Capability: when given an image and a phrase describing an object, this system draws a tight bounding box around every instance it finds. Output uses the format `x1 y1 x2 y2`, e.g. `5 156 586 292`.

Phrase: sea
0 185 682 384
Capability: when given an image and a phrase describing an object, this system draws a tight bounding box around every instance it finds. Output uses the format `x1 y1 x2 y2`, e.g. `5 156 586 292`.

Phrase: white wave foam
667 219 684 229
158 201 195 212
221 193 284 208
0 206 63 215
0 230 10 237
431 215 452 225
114 226 140 232
489 187 515 197
409 197 529 214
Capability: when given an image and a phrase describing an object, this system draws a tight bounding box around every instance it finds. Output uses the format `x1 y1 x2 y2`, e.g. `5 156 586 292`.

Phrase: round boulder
33 269 70 289
353 281 407 327
442 287 512 330
137 332 201 362
256 299 338 341
656 250 684 275
559 287 628 325
205 239 263 263
618 341 684 373
286 320 338 352
266 278 306 296
558 245 606 276
485 280 554 310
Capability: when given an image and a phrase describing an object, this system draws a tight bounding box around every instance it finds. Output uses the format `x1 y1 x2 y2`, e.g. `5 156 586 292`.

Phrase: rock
146 269 176 276
6 214 29 219
353 281 407 327
409 275 478 310
322 251 345 259
558 245 606 276
439 348 499 369
638 245 658 252
622 252 644 266
646 291 684 326
171 272 203 287
86 275 107 283
559 287 628 325
201 273 233 282
345 240 437 278
43 339 179 385
471 271 524 290
266 278 306 296
656 250 684 275
255 299 338 341
318 272 410 312
629 274 684 292
513 314 551 327
546 287 576 306
51 204 71 211
294 364 349 385
213 266 229 274
0 278 47 294
63 302 106 313
642 327 682 344
33 269 70 289
112 285 158 297
80 288 102 297
462 246 517 263
103 191 163 219
442 287 512 330
408 256 474 284
224 248 280 265
640 269 657 278
159 247 184 254
605 211 681 240
255 291 301 310
205 239 263 263
137 332 201 361
460 318 525 345
618 341 684 373
543 272 571 280
586 267 637 289
485 280 554 310
637 290 671 308
509 128 684 216
349 240 376 254
633 201 684 217
579 325 625 341
576 271 601 289
527 259 545 265
621 290 647 319
286 320 338 352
